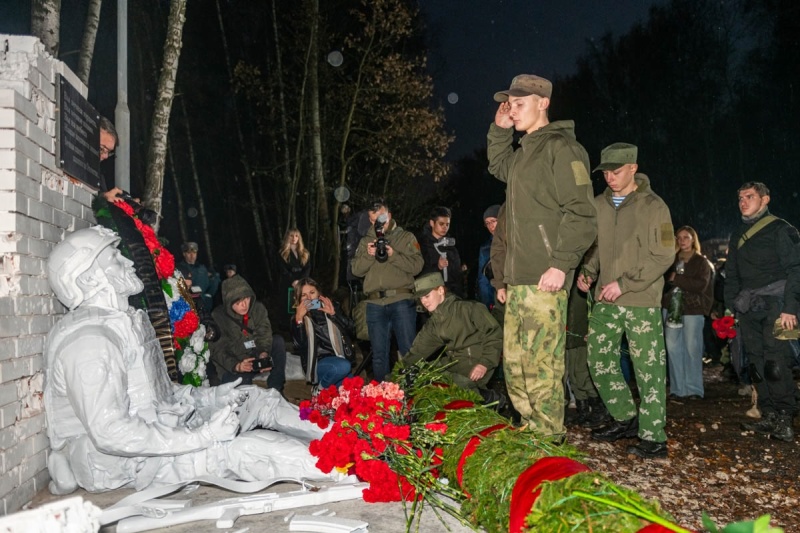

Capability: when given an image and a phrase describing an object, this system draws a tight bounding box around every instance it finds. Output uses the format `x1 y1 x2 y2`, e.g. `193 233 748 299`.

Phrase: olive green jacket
404 294 502 383
487 121 597 288
582 174 675 308
351 219 424 305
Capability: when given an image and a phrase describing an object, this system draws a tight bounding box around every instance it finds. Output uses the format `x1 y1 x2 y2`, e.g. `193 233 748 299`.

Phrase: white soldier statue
44 226 333 494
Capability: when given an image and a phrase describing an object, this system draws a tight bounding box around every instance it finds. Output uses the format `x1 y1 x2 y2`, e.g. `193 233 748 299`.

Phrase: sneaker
738 384 753 396
626 439 668 459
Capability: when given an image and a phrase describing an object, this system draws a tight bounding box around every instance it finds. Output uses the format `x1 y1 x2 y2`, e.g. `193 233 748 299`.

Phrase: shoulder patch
660 223 675 248
571 161 590 186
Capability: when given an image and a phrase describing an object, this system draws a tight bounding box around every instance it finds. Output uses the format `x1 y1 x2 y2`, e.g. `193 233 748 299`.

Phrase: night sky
421 0 664 159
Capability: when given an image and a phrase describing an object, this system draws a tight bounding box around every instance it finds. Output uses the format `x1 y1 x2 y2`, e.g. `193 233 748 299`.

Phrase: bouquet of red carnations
712 315 737 339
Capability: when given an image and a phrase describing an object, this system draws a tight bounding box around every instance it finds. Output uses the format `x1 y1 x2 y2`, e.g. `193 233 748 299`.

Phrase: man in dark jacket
487 74 597 439
477 204 501 309
418 206 463 297
177 241 220 313
210 275 286 391
404 273 502 404
725 182 800 442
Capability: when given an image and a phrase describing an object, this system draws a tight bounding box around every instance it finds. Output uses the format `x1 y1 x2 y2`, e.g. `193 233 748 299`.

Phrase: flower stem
572 490 693 533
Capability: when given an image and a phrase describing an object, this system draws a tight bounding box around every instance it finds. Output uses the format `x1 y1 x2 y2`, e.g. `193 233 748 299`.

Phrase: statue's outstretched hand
213 378 247 408
204 405 239 442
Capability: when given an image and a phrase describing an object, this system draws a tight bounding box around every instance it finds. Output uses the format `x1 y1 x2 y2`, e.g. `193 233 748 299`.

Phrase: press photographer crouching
291 278 355 390
210 275 286 391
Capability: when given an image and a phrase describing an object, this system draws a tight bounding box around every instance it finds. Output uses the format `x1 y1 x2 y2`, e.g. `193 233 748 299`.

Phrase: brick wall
0 35 96 514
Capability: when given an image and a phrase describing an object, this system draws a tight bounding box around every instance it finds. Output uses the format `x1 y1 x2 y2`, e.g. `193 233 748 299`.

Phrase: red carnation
113 201 135 216
173 311 199 338
154 248 175 279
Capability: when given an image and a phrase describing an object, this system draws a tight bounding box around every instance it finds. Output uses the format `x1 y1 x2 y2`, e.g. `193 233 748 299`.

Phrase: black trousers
738 296 796 414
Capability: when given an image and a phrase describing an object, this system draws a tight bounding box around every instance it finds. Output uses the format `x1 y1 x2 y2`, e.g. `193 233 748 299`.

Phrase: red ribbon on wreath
456 423 511 495
508 456 591 533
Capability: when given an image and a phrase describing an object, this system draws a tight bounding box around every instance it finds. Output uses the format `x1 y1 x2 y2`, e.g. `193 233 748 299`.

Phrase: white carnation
163 277 182 306
179 350 197 374
190 325 206 352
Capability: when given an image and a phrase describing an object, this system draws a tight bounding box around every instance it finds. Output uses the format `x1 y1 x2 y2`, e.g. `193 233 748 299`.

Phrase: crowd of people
94 72 799 462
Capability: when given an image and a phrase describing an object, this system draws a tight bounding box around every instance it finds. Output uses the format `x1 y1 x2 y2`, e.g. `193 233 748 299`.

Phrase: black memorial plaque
56 75 102 189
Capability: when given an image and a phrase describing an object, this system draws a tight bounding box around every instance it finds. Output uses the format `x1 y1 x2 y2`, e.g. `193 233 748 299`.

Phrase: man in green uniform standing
577 143 675 459
487 74 597 438
403 273 503 403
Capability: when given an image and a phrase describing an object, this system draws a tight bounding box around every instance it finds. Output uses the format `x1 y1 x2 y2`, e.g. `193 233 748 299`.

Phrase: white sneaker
738 384 753 396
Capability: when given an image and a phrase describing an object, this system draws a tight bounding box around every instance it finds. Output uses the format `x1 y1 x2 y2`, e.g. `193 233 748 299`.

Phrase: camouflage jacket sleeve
486 123 515 183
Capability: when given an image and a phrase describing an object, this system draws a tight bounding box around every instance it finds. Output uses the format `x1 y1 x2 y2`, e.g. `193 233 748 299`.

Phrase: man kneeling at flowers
402 272 505 406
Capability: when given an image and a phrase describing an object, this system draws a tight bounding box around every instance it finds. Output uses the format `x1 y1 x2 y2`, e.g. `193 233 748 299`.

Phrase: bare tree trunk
77 0 102 85
31 0 60 57
269 1 295 230
143 0 187 231
167 134 188 243
180 97 214 266
308 0 334 284
215 0 270 270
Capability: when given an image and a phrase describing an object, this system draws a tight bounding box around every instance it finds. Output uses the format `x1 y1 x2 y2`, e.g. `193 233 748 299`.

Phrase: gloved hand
203 405 239 442
213 378 248 408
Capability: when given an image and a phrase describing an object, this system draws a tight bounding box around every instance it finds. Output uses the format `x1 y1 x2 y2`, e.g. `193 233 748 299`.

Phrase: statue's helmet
48 226 120 310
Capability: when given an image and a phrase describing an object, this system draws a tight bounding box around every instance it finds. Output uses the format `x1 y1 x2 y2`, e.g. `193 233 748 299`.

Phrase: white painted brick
0 90 38 126
40 150 56 172
19 449 47 490
0 402 20 429
0 356 31 384
0 149 27 173
0 426 15 450
18 276 52 296
0 109 28 134
16 413 45 441
0 470 17 502
30 431 48 455
26 197 54 224
0 190 25 212
17 332 47 354
13 255 43 276
0 170 39 198
73 217 92 230
4 475 37 514
0 316 27 339
0 130 14 149
0 382 16 406
41 186 63 210
0 339 13 362
2 441 27 471
62 197 82 218
27 159 42 181
26 121 53 153
40 221 63 243
72 185 93 206
28 315 53 335
23 236 53 259
0 299 12 315
0 89 21 108
52 208 73 230
16 296 51 316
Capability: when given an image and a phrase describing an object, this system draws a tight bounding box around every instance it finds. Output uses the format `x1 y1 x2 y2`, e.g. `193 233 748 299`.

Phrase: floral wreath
95 199 210 386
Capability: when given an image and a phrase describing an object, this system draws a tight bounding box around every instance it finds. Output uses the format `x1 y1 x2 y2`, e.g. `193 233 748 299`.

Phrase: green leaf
162 279 173 298
702 512 720 533
721 514 784 533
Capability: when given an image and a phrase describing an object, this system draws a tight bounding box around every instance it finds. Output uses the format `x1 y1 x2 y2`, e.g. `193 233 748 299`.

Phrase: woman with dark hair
662 226 715 399
291 278 354 390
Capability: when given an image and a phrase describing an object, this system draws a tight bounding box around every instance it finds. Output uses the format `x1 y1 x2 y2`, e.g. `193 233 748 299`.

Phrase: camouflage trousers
587 304 667 443
566 345 598 401
504 284 567 437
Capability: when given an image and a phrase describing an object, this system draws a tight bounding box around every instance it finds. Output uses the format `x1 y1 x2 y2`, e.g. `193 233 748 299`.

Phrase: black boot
741 411 777 435
626 439 668 459
478 388 507 411
583 396 611 429
770 411 795 442
565 399 590 427
591 416 638 442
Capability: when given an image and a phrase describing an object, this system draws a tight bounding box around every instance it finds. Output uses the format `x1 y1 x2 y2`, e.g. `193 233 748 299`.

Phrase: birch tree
142 0 187 229
77 0 102 85
31 0 60 57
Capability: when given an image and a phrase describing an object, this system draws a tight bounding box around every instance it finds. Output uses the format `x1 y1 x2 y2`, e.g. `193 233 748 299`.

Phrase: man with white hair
44 226 331 494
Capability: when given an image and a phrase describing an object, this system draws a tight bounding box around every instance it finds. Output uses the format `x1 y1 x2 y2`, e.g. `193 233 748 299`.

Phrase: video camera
433 237 456 282
247 348 273 372
374 213 389 263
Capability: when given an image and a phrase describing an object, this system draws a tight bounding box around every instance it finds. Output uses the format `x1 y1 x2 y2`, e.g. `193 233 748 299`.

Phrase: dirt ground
565 365 800 531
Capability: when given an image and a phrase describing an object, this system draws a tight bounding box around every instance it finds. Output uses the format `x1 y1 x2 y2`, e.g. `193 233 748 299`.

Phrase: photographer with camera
419 206 464 297
291 278 355 391
210 275 287 391
352 198 424 382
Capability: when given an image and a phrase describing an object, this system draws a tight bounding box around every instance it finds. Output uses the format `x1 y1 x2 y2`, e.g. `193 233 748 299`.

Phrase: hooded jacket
583 174 675 308
403 293 502 385
351 218 424 305
210 275 273 376
487 121 597 288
